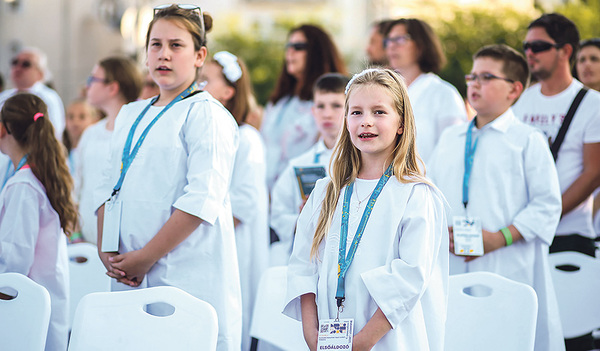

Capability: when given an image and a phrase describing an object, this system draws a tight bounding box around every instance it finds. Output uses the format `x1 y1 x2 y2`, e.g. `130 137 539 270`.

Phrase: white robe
95 92 242 351
0 168 69 351
230 124 270 351
261 96 318 191
270 139 332 266
76 119 112 244
284 177 449 350
428 109 565 351
408 73 467 167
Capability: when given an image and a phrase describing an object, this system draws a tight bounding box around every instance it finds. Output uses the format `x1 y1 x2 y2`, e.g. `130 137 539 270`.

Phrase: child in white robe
201 50 269 351
428 44 564 351
284 68 448 350
270 73 349 266
0 93 78 351
95 6 241 351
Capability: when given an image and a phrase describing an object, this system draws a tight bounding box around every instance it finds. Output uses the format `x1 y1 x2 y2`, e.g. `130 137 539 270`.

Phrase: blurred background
0 0 598 106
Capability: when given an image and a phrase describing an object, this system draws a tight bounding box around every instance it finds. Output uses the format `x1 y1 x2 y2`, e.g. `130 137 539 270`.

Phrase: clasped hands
99 249 155 287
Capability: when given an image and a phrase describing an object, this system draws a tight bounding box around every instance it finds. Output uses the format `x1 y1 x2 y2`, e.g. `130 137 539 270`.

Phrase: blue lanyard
1 155 28 190
335 164 393 309
111 82 199 197
314 151 321 164
463 118 478 209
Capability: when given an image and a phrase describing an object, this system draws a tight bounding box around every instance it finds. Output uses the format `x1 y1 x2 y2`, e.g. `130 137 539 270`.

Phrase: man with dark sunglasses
513 13 600 351
0 47 65 139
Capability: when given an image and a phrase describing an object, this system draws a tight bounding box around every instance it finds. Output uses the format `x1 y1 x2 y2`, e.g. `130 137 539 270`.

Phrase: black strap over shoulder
550 87 588 162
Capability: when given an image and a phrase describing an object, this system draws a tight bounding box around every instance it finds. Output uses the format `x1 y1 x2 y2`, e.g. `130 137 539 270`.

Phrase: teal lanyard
462 118 478 209
111 82 199 197
335 164 393 309
1 155 28 190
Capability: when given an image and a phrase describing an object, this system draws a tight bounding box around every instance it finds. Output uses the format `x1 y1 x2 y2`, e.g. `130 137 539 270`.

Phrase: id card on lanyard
452 118 483 256
101 82 200 252
316 164 393 350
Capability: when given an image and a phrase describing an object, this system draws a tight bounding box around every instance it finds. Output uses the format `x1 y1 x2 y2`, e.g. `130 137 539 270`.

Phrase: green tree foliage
428 6 533 97
554 0 600 40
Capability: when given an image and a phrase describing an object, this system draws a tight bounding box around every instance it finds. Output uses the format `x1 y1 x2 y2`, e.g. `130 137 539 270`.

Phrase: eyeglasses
153 4 204 31
11 58 32 69
522 40 563 54
285 42 309 51
383 35 411 48
86 76 108 86
465 72 514 85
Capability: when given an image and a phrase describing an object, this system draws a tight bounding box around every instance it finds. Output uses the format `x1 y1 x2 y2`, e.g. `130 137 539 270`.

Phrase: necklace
354 181 375 207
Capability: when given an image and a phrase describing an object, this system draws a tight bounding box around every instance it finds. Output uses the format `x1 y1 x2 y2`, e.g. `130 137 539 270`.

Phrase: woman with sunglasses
95 5 241 350
384 18 467 166
262 24 347 192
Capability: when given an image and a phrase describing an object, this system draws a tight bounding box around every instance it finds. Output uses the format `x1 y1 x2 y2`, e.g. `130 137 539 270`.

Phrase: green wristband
500 227 513 246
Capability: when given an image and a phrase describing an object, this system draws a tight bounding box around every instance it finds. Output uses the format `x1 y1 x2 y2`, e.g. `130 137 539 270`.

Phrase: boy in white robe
270 73 349 266
428 44 565 351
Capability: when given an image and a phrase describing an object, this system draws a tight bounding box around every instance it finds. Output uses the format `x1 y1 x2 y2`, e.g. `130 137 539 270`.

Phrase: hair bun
203 13 213 32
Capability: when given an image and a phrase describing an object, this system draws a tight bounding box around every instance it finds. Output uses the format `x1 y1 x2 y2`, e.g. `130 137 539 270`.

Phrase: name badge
101 199 122 252
452 216 483 256
317 318 353 350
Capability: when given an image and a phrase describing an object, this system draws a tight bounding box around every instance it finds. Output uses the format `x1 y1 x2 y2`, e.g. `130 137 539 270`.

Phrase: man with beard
513 13 600 351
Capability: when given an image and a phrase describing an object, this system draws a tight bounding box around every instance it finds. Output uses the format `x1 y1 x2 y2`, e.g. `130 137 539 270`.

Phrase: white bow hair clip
214 51 243 83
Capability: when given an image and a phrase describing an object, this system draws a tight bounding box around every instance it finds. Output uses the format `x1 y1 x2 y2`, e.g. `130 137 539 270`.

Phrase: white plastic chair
445 271 538 351
68 286 219 351
0 272 51 351
250 266 308 351
67 242 110 329
548 251 600 338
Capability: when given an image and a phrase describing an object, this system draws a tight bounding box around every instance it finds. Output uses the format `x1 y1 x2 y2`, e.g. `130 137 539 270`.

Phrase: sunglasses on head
11 58 32 69
285 42 309 51
153 4 204 30
522 40 563 54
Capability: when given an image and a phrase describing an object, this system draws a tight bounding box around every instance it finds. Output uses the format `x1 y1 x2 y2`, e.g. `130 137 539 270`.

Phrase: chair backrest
67 242 111 330
445 271 538 351
68 286 219 351
249 266 307 350
0 272 51 351
548 251 600 338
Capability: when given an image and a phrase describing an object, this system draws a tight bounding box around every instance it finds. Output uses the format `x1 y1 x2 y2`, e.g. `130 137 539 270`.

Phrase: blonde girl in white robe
201 51 269 351
95 6 241 351
0 93 78 351
284 68 448 350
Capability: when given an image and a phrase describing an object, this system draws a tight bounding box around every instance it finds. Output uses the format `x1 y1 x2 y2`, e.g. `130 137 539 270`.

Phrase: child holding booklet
428 44 564 351
270 73 348 266
284 68 448 350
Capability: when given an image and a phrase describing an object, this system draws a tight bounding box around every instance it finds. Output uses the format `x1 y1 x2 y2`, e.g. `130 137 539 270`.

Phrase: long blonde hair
310 68 425 258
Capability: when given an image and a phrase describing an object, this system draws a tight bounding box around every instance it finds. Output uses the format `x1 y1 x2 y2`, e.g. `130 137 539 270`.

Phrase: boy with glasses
0 47 65 138
429 44 564 351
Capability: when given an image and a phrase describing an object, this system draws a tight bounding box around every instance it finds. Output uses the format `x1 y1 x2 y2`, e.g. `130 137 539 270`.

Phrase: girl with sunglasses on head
200 51 269 351
0 93 78 351
262 24 347 192
95 5 241 350
76 56 142 244
384 18 467 167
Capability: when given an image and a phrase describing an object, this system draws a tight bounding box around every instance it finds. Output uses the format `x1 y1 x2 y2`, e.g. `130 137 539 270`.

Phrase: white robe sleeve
173 101 238 225
512 131 562 244
360 184 447 329
0 183 41 274
270 163 302 246
283 178 328 320
230 129 261 224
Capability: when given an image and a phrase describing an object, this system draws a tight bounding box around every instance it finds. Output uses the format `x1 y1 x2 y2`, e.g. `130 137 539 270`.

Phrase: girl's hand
109 249 156 287
98 251 127 280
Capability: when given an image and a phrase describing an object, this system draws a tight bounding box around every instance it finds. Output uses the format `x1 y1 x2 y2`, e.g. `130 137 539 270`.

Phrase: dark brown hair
99 56 144 103
473 44 530 90
269 24 347 103
385 18 446 74
528 13 579 67
1 93 77 234
211 54 255 125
